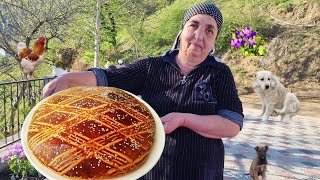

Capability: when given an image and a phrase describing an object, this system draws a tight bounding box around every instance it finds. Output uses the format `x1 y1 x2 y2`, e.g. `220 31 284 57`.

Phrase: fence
0 77 54 149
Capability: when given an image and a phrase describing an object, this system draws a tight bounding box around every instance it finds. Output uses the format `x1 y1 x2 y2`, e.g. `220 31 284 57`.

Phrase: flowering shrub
0 143 38 178
230 26 267 56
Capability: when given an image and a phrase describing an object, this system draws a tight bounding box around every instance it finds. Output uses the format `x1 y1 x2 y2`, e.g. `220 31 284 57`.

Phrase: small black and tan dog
249 145 269 180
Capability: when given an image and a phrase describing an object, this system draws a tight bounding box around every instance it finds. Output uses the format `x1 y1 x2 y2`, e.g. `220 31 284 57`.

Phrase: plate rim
21 87 165 180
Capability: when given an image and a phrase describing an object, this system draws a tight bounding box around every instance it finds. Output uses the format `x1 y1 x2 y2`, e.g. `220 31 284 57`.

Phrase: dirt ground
221 1 320 93
240 93 320 118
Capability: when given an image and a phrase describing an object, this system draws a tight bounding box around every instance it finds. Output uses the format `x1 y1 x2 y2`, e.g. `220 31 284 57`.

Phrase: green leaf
255 36 262 42
28 168 38 176
253 45 257 50
258 46 267 56
232 33 237 39
9 163 19 174
239 47 245 53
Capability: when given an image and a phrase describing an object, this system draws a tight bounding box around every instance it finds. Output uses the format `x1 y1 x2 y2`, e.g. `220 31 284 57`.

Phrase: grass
307 69 317 76
277 1 294 11
117 0 276 58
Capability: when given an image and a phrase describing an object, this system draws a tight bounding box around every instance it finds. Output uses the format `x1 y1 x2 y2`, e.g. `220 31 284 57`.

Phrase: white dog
253 70 300 121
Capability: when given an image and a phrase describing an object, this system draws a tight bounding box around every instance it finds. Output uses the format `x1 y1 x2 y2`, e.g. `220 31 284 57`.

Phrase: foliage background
0 0 319 91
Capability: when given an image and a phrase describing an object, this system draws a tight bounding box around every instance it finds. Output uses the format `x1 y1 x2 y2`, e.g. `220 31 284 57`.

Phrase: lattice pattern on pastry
28 87 155 178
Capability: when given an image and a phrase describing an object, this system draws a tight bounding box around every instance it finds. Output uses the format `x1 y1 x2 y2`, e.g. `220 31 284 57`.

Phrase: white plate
21 89 165 180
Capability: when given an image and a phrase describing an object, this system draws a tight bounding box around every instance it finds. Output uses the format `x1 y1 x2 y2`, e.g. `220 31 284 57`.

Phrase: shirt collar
162 49 219 67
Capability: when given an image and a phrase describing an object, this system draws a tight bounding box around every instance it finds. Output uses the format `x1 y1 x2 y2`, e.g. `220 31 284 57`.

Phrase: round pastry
21 86 164 180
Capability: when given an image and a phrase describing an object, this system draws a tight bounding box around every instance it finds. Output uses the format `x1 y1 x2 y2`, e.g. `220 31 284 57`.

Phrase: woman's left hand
160 113 185 134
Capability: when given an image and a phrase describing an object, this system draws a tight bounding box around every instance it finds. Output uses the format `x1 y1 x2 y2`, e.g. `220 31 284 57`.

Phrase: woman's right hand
42 71 97 99
42 74 70 98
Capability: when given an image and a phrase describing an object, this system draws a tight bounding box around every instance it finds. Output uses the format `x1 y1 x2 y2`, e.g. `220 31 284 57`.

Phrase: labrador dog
253 70 300 121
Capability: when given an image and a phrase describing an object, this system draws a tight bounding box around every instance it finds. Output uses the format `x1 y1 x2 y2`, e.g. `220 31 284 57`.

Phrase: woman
43 2 243 179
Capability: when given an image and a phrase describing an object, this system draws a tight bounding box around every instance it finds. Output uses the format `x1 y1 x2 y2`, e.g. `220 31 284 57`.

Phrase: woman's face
179 14 218 62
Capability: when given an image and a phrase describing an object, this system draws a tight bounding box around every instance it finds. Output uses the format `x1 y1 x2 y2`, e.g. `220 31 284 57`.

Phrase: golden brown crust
28 87 155 179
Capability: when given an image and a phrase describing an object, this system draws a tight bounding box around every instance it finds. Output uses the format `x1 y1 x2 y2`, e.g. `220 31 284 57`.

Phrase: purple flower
244 26 251 31
231 39 241 49
18 151 26 159
248 39 257 46
1 142 37 177
1 155 9 162
240 38 246 45
243 27 251 38
250 30 257 38
236 29 242 38
1 143 26 162
231 25 266 56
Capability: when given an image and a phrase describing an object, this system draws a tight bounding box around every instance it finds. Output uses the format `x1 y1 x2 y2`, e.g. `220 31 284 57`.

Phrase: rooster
17 36 46 79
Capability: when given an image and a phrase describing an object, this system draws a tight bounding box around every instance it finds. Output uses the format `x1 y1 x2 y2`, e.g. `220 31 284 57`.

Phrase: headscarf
171 2 223 51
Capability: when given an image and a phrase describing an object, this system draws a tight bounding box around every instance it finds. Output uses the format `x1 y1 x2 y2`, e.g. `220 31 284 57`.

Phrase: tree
98 0 164 64
0 0 96 131
0 0 94 79
94 0 101 67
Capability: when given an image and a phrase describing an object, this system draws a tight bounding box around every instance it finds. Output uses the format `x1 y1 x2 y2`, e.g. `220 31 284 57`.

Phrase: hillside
220 1 320 96
132 0 320 96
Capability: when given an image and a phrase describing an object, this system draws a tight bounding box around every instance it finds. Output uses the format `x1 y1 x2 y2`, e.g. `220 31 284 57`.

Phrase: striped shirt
89 49 243 180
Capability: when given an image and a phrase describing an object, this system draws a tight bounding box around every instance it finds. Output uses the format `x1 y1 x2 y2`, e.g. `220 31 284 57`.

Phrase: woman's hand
42 74 69 98
161 112 185 134
42 71 97 98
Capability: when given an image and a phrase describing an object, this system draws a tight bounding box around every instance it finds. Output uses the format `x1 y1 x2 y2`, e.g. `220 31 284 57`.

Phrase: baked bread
27 86 156 179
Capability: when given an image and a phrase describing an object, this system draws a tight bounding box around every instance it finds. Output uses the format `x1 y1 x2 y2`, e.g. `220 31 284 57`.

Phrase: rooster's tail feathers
17 42 27 53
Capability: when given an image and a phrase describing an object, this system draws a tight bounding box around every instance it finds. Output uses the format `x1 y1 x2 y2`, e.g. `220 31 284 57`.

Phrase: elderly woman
43 2 243 180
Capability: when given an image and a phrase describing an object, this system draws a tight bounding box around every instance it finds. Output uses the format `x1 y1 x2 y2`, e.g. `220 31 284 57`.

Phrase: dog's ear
270 75 277 89
265 145 269 151
252 72 259 89
254 146 259 151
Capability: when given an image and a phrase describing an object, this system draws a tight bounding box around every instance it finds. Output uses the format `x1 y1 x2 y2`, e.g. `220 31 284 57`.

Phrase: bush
230 26 267 56
215 21 241 51
0 143 38 179
55 48 78 71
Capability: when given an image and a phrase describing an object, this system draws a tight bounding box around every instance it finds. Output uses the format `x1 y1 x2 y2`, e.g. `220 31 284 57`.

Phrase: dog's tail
274 93 300 114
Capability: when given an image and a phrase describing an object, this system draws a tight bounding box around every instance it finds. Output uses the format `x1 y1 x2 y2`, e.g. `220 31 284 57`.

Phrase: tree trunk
108 12 117 48
94 0 101 67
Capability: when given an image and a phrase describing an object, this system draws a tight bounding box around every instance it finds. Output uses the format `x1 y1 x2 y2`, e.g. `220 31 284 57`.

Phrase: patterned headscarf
172 2 223 50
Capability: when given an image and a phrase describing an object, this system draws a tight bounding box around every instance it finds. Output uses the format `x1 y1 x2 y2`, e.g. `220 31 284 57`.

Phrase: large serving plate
21 88 165 180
